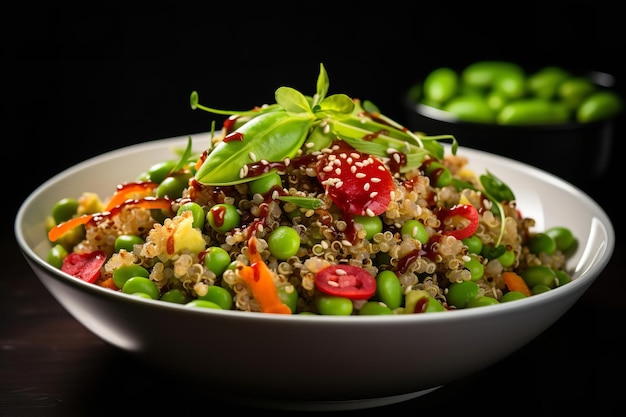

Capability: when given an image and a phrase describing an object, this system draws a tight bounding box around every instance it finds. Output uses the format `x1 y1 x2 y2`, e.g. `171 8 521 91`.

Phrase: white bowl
15 133 614 411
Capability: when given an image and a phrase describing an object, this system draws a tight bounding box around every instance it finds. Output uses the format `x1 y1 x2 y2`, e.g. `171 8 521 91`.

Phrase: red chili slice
61 251 107 283
314 264 376 300
316 141 394 217
438 204 479 240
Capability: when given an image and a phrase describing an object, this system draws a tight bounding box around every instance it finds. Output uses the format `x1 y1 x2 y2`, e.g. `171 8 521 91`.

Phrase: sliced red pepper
438 204 479 240
61 251 107 283
316 141 394 217
314 264 376 300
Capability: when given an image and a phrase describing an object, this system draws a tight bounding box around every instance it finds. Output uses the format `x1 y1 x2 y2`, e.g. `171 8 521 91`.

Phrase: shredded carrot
99 277 119 290
501 271 532 297
236 236 292 314
48 214 94 242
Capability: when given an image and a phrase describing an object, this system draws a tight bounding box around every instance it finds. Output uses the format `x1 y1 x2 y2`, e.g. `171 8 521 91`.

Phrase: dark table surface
3 193 625 416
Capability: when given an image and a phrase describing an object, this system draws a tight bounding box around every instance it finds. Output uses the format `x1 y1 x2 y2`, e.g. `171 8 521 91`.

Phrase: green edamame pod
423 67 459 104
527 66 570 99
558 77 596 110
577 90 623 123
497 99 569 125
461 61 524 89
443 95 495 123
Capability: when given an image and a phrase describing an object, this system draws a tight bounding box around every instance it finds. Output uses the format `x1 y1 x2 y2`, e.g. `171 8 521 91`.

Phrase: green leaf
195 111 315 185
316 94 355 119
313 63 329 106
275 87 313 117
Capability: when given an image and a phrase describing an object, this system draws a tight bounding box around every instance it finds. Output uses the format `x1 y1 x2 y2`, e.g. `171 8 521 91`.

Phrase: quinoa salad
45 64 577 315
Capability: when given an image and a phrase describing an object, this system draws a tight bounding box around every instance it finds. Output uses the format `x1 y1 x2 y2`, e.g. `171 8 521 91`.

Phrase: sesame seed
393 153 401 164
323 165 333 172
335 268 347 275
305 142 314 148
371 177 381 183
378 166 386 171
328 280 339 287
351 166 357 173
366 208 375 217
341 240 352 247
249 152 257 161
356 173 366 178
335 181 343 188
386 148 399 154
364 183 370 191
370 191 378 198
350 152 360 159
261 160 269 165
335 168 342 175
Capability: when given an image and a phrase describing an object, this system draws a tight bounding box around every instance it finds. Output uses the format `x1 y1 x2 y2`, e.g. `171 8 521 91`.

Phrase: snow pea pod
195 110 315 185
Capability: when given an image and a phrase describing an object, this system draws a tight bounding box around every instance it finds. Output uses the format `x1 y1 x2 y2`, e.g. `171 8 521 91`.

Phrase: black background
4 3 626 415
6 3 625 238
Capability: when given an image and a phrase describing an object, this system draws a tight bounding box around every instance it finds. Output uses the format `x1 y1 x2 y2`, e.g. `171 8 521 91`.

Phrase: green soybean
423 67 459 104
466 296 500 308
462 235 483 255
554 269 572 287
204 246 231 277
544 226 576 252
207 203 241 233
156 172 193 199
446 280 479 309
114 234 144 253
316 295 353 315
113 264 150 289
47 244 68 268
198 285 233 310
401 219 429 244
354 215 383 241
122 277 159 300
144 160 176 183
177 202 205 229
248 172 282 196
161 288 190 304
558 76 595 110
464 255 484 282
277 285 299 313
521 265 557 289
527 232 557 255
462 61 524 89
404 290 446 313
52 198 79 224
527 66 570 99
185 299 222 309
501 291 527 302
375 270 403 310
359 301 394 315
267 225 300 260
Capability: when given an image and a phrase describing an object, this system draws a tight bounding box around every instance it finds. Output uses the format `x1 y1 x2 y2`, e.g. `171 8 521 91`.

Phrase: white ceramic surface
15 133 615 411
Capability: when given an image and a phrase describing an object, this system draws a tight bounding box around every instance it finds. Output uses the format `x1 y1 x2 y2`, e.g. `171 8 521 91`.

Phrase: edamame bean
464 255 484 282
161 288 190 304
462 235 483 255
531 284 552 295
52 198 79 224
501 291 527 302
114 234 144 252
277 284 299 313
144 160 176 183
544 226 575 252
527 66 570 99
375 270 403 310
316 295 353 315
354 215 383 241
527 232 557 255
47 244 68 268
423 67 458 104
401 219 429 244
404 290 446 313
558 76 595 110
446 280 479 309
554 269 571 287
198 285 233 310
424 161 452 187
185 299 222 309
462 61 524 89
207 203 241 233
466 296 499 308
267 225 300 260
122 276 159 299
204 246 231 277
177 202 205 229
521 265 556 289
359 301 394 315
156 172 192 199
497 249 516 267
113 264 150 289
249 172 283 196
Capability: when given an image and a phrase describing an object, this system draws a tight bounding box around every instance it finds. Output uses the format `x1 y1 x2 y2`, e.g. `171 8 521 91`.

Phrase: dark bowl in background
404 70 619 189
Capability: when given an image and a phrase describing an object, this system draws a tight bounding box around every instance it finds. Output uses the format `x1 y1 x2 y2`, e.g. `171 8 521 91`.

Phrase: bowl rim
14 134 616 324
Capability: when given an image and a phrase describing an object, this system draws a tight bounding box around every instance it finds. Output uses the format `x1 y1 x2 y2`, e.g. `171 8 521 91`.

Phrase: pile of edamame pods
411 60 623 125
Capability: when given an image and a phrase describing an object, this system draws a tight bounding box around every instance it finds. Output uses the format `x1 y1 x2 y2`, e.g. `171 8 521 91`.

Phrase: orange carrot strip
236 236 292 314
99 277 119 290
502 271 532 297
